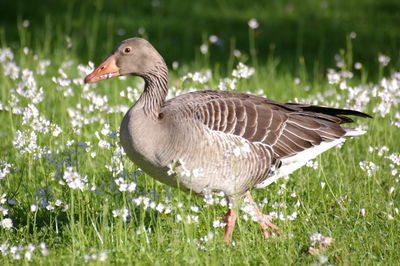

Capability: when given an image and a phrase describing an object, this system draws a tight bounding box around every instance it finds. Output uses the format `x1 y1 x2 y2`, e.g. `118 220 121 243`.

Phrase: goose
85 37 371 243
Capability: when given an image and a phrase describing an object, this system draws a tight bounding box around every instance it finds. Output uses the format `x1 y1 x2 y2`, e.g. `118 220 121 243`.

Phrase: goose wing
163 90 370 158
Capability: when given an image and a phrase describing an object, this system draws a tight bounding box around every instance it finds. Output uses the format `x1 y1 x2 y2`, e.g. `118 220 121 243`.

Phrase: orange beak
84 55 120 83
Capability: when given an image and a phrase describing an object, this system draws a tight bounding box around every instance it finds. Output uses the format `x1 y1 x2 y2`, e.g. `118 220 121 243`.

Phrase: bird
84 37 371 243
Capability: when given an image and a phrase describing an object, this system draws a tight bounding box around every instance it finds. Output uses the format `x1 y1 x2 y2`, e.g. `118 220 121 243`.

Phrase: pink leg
244 191 280 238
223 209 237 244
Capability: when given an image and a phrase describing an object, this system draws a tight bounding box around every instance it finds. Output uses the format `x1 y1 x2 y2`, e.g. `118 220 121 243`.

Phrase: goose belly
156 130 275 196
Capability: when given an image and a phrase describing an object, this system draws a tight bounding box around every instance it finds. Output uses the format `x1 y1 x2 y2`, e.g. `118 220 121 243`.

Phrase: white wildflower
200 44 208 55
24 244 35 261
0 205 8 215
3 61 20 80
155 203 165 213
319 255 329 264
212 220 226 228
112 208 129 222
306 160 319 169
232 62 255 79
327 69 341 84
22 20 30 27
98 252 107 261
385 153 400 166
114 175 136 192
1 218 13 229
203 192 214 205
218 78 237 90
40 242 49 256
233 49 241 58
227 139 251 157
378 54 390 67
65 36 72 48
167 168 175 176
232 146 241 157
37 59 51 75
241 203 258 221
171 61 179 70
248 18 259 29
209 35 219 44
342 71 353 79
0 47 14 62
66 139 75 146
309 232 333 247
100 124 111 136
192 168 204 178
77 62 94 76
63 167 88 191
272 201 287 209
0 161 12 180
98 140 111 149
378 146 389 156
181 70 212 84
13 130 39 156
287 211 298 220
190 206 200 213
359 161 380 177
186 215 199 224
339 81 347 90
200 231 215 242
0 243 8 255
220 197 227 206
30 203 38 212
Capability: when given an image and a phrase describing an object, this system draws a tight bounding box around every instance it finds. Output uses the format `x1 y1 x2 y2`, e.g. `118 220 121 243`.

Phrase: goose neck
138 65 168 119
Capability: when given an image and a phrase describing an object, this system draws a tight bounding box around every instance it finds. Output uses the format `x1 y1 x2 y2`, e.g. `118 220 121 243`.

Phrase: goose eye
124 47 132 53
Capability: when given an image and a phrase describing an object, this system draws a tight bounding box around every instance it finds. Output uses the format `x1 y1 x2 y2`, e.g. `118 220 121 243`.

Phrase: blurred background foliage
0 0 399 77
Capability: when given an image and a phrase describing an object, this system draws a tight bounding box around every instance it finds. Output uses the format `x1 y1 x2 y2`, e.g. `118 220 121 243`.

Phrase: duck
85 37 371 243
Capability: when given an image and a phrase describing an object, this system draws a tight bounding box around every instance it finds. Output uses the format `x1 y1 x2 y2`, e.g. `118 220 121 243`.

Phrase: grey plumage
85 37 371 242
120 81 370 197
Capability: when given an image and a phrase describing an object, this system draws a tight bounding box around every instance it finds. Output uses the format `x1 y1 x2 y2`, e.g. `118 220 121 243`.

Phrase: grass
0 0 400 265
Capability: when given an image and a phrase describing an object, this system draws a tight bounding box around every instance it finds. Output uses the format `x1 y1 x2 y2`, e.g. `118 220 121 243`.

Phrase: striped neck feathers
139 64 169 120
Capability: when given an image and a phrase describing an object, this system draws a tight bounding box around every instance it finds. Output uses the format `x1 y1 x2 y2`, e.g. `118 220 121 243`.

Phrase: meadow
0 0 399 265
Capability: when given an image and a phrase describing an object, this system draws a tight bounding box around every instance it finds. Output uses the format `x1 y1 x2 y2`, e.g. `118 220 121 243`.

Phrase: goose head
85 38 165 83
